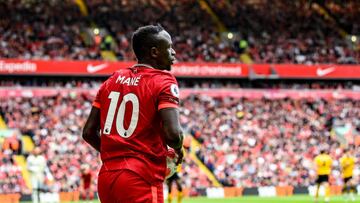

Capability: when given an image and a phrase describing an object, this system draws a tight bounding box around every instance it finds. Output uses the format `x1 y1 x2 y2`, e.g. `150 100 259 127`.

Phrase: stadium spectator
2 132 21 155
27 147 47 203
79 164 94 201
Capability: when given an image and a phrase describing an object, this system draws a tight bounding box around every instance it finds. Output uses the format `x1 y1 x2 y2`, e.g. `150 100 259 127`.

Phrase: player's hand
175 148 184 165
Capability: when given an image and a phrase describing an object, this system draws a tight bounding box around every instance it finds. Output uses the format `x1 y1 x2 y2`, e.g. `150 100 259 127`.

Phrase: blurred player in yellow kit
167 164 183 203
340 148 356 201
314 150 332 203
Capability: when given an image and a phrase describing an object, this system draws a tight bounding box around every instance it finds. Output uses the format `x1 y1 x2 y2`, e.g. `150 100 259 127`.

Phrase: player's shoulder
349 156 356 162
145 68 176 80
118 66 177 82
142 69 178 91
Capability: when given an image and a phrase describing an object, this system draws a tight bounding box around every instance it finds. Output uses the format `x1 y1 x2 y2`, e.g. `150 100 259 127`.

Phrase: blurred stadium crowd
0 0 359 199
0 152 26 194
183 96 360 187
0 0 358 63
0 96 99 194
1 91 359 195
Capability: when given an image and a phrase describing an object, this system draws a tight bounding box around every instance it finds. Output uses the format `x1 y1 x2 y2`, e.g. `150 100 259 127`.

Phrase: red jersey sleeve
92 82 106 108
157 74 180 110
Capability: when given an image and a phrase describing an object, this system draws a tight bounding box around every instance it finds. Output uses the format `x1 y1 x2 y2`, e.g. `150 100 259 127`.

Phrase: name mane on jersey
116 75 141 86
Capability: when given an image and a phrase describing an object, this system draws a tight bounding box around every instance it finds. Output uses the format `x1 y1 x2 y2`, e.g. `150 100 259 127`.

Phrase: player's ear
150 47 159 58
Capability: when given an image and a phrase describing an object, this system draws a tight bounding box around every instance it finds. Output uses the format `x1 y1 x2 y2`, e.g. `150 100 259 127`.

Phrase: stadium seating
0 0 359 199
0 0 358 63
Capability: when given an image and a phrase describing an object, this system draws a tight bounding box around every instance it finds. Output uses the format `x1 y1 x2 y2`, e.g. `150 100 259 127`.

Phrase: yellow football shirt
314 154 332 175
340 155 355 178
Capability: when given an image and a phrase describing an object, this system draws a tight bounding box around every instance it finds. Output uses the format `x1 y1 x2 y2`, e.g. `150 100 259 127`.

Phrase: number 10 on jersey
103 91 139 138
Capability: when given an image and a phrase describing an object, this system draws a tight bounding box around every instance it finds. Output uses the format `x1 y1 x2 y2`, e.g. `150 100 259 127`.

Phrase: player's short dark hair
132 24 164 60
320 150 326 154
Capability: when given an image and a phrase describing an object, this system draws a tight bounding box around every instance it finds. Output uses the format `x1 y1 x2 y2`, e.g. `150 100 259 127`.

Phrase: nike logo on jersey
87 63 108 73
316 67 335 77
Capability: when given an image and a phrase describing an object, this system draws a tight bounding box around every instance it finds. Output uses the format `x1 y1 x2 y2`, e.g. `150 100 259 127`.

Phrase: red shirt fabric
81 172 92 189
93 64 180 183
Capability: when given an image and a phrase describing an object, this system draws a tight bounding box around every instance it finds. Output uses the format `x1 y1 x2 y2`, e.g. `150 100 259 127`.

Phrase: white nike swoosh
87 63 108 73
316 67 335 77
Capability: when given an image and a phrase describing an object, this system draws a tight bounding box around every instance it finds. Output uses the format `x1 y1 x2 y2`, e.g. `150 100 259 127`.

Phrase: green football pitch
21 195 355 203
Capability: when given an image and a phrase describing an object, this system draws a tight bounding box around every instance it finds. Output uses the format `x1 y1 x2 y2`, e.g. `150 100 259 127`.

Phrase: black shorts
316 175 329 184
167 172 180 183
343 176 352 184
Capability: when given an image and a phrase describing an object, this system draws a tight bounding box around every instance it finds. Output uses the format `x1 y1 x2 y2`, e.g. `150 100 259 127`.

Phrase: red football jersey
92 64 180 183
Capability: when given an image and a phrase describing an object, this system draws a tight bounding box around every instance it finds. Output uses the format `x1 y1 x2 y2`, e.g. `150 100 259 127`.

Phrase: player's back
93 65 180 183
314 154 332 175
340 155 355 178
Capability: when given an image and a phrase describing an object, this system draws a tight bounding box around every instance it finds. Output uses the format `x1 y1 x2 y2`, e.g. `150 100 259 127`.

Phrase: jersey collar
132 64 154 69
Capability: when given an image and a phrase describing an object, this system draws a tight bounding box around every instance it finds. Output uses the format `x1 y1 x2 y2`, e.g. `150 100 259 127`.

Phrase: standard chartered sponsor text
0 61 37 73
173 65 242 76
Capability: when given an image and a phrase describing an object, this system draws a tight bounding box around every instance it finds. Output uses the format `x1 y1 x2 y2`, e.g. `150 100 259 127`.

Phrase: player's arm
158 75 184 164
82 107 101 152
313 157 320 173
160 108 184 165
160 108 183 150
